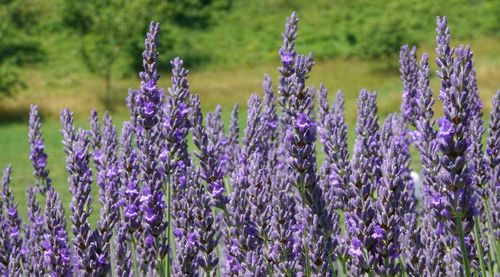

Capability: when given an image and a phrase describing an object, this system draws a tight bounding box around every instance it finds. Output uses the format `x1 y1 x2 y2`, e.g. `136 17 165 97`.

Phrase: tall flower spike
67 128 94 274
267 169 303 275
114 222 132 277
1 166 23 275
277 12 299 142
436 44 478 275
225 94 271 275
28 105 51 194
399 45 418 125
43 186 71 276
90 112 120 275
1 166 24 276
345 89 380 275
162 57 192 176
206 105 227 176
190 94 221 274
225 104 240 175
24 186 44 276
486 91 500 241
0 194 7 274
136 22 163 130
262 74 278 146
435 16 454 102
318 86 350 212
60 109 75 160
414 53 447 275
119 122 140 234
316 85 343 267
191 94 227 209
373 114 409 276
133 21 167 275
171 165 201 276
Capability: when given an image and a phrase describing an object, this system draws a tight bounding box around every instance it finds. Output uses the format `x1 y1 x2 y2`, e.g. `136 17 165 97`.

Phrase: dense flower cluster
0 13 499 276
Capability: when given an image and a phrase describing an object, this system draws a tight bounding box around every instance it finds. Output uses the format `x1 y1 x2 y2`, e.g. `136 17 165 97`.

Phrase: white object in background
411 171 422 200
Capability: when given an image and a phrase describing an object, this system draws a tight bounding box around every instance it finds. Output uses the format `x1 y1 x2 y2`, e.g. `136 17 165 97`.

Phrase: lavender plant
0 13 499 277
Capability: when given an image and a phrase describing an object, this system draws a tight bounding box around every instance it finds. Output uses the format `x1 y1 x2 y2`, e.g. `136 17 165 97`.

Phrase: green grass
0 36 499 224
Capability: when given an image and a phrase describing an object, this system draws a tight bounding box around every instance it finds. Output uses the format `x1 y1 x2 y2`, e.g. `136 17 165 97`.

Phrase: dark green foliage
0 0 44 95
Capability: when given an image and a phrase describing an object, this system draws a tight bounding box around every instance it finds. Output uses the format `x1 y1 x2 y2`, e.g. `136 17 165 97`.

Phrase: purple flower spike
24 186 45 275
137 22 163 130
435 25 478 273
399 45 418 125
119 122 140 234
344 89 380 275
28 105 51 194
1 166 23 275
225 104 240 176
66 128 93 274
190 94 222 274
487 91 500 240
114 222 132 277
163 57 192 176
43 186 71 276
191 94 227 209
90 112 120 275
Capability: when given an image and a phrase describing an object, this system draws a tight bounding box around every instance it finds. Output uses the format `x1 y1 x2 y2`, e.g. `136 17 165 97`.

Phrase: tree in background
75 0 166 109
62 0 231 108
0 0 43 96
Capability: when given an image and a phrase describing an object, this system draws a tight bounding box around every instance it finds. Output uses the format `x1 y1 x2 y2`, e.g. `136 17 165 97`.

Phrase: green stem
454 191 471 277
339 256 347 277
167 178 172 277
131 237 139 276
300 185 311 277
485 200 500 272
399 257 407 277
473 216 487 277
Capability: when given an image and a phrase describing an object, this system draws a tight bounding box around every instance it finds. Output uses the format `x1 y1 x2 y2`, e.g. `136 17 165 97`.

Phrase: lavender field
0 11 499 277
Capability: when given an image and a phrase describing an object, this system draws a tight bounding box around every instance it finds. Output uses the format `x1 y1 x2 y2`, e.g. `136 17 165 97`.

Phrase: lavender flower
162 57 192 176
119 122 141 234
137 22 163 130
316 85 344 269
267 169 303 275
43 186 71 276
66 128 93 274
277 12 299 142
114 222 132 277
0 196 7 274
191 94 227 208
399 45 418 125
436 44 478 275
225 104 240 175
436 16 453 102
373 114 414 275
318 86 350 212
206 105 228 176
190 94 221 273
1 165 23 275
171 165 201 276
345 89 380 275
486 91 500 241
29 105 51 194
90 112 120 275
1 165 24 275
24 186 44 276
134 21 168 275
261 74 278 147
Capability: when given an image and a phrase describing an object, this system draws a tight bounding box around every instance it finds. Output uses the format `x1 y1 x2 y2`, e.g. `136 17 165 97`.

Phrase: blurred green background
0 0 499 222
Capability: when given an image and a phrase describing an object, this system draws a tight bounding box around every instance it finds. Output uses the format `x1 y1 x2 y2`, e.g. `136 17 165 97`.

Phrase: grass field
0 37 499 224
